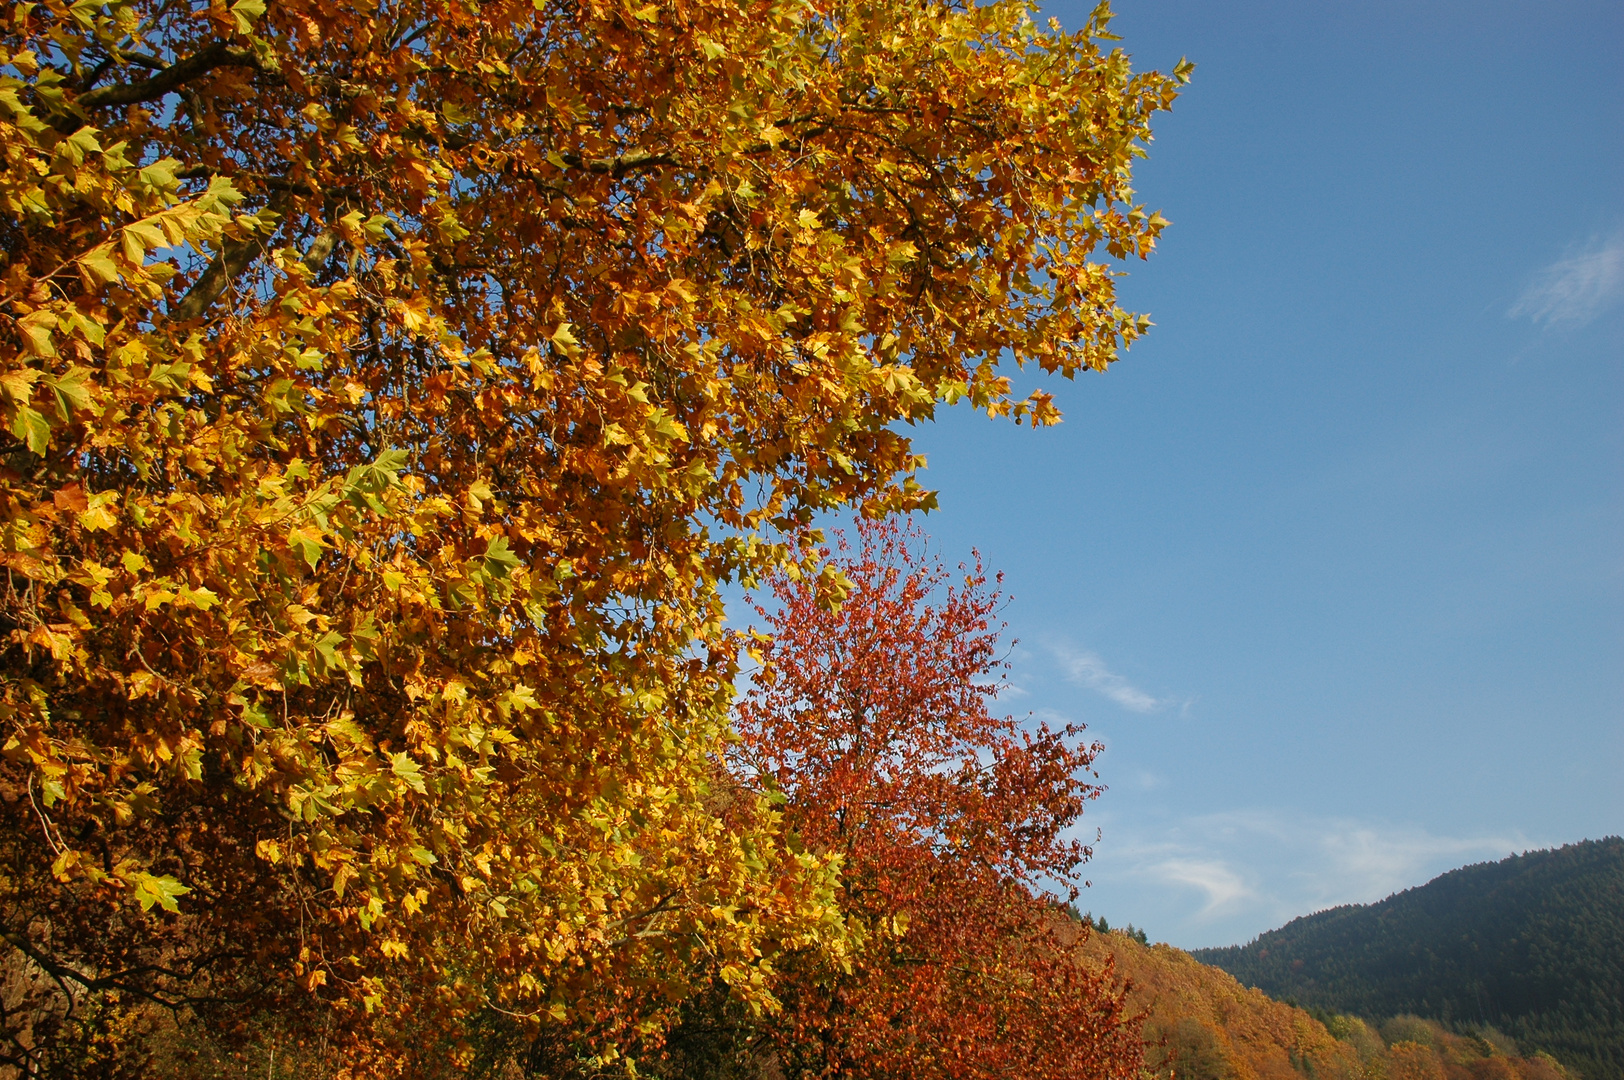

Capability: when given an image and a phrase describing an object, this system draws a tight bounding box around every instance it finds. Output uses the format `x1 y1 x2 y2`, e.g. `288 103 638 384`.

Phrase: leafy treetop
0 0 1185 1070
731 518 1134 1080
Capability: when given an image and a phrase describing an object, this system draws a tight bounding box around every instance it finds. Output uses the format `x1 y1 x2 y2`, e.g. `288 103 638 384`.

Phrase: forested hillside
1084 927 1576 1080
1193 839 1624 1080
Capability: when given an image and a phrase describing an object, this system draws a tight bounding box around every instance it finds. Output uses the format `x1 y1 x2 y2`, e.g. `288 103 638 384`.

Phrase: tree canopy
0 0 1185 1070
727 518 1137 1080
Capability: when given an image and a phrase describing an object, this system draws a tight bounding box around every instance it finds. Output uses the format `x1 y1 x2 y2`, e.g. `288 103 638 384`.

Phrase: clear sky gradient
905 0 1622 948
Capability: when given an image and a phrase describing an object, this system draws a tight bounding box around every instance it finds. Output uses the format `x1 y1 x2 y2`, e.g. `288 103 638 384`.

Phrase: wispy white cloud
1177 809 1528 909
1306 820 1528 907
1053 645 1164 713
1144 857 1255 918
1509 232 1624 328
1089 810 1536 943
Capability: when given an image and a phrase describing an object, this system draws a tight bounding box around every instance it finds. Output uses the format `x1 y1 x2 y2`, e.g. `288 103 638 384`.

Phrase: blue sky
906 0 1622 948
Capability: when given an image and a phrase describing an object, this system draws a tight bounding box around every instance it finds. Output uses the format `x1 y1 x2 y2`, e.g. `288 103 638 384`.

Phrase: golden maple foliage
0 0 1186 1070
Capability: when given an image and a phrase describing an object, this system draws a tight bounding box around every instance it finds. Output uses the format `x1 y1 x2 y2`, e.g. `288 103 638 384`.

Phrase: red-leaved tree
732 518 1142 1080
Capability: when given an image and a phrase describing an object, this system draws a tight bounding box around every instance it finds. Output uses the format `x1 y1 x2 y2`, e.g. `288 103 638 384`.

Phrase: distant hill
1077 926 1574 1080
1191 838 1624 1080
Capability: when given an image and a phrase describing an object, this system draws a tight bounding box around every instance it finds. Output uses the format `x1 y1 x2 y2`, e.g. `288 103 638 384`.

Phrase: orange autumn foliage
1080 930 1360 1080
732 518 1141 1080
1389 1042 1451 1080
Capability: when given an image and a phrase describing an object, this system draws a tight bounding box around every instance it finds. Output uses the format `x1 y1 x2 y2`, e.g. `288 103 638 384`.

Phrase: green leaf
16 311 56 358
175 584 218 610
147 361 192 394
79 246 122 286
481 534 521 579
10 405 50 455
287 526 324 570
325 715 368 746
391 752 426 794
46 366 94 419
62 313 104 347
130 872 191 914
347 447 409 496
137 158 180 192
349 616 379 658
0 368 40 404
65 0 100 31
229 0 266 33
65 124 101 159
121 225 154 263
373 447 410 474
79 491 118 531
312 629 345 673
502 683 540 714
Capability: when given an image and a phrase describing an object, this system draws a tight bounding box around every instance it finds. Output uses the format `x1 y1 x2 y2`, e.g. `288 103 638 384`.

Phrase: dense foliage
1193 838 1624 1080
1086 927 1577 1080
722 519 1140 1080
0 0 1185 1071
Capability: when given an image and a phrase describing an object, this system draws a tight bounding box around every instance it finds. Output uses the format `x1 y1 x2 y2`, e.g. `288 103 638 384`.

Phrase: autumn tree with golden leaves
0 0 1185 1070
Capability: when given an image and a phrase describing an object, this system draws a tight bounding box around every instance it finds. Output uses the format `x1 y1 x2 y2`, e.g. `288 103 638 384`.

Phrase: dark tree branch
3 929 259 1011
169 189 290 323
75 40 263 111
559 149 678 177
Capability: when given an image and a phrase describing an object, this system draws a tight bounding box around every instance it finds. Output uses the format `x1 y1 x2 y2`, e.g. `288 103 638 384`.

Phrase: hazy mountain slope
1077 927 1574 1080
1191 838 1624 1080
